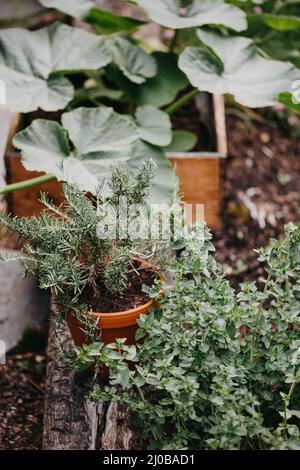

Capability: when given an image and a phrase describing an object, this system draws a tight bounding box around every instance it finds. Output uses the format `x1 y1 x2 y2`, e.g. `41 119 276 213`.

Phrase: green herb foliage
0 161 157 343
89 222 300 450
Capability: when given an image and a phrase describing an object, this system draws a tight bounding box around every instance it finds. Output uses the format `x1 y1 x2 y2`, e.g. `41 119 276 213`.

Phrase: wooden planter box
167 94 227 229
3 94 227 229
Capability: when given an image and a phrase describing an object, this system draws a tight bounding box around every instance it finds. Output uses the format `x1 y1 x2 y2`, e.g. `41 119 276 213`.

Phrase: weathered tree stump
43 317 138 450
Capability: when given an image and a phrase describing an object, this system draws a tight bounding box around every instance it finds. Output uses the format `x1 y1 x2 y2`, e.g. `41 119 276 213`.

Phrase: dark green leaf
279 92 300 115
164 130 197 152
86 6 145 34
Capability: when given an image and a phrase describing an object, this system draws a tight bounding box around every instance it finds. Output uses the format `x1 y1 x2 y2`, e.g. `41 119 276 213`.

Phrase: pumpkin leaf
178 30 300 107
135 106 172 146
135 0 247 31
164 130 197 152
13 120 71 176
107 37 157 84
0 22 112 112
61 107 138 155
13 107 139 194
12 106 175 202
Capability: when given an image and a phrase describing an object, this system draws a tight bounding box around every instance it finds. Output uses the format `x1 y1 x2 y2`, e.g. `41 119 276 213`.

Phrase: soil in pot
88 265 156 313
66 262 158 379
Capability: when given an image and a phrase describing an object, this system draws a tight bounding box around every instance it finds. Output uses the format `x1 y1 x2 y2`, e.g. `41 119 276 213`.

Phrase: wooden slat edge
212 94 228 156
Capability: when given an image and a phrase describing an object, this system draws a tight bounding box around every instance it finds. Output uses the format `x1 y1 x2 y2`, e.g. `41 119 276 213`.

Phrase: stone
0 248 50 351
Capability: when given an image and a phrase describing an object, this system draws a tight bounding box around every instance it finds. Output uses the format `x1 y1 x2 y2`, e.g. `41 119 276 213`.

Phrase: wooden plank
166 94 227 230
43 319 104 450
43 317 138 450
213 94 228 156
166 155 223 229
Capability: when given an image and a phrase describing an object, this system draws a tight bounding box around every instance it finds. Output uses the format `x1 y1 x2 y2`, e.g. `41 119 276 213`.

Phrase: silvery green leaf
179 30 300 107
135 105 172 146
39 0 93 18
135 0 247 31
13 107 139 194
12 120 70 177
107 36 157 84
61 107 138 155
0 22 112 112
12 106 175 201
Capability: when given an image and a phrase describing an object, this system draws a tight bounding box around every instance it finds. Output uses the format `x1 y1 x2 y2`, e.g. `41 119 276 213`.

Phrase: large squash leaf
0 22 111 112
106 37 157 84
135 0 247 31
13 107 139 194
12 106 175 202
39 0 144 34
135 106 172 146
178 30 300 107
61 107 138 155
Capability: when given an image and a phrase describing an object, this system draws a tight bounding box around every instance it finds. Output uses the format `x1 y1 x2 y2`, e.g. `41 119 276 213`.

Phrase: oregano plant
85 222 300 450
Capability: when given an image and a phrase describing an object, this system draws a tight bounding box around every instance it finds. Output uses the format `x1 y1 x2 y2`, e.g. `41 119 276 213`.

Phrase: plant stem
282 367 300 438
165 89 200 116
250 269 273 362
0 174 56 195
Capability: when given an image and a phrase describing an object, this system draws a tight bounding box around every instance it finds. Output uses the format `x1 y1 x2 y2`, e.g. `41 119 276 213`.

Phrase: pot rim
90 297 154 329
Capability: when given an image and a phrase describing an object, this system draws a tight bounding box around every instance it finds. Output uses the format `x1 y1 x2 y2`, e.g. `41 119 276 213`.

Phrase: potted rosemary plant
0 160 167 379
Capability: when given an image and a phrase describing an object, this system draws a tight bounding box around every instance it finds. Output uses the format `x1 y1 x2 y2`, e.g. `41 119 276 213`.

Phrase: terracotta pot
66 299 154 380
